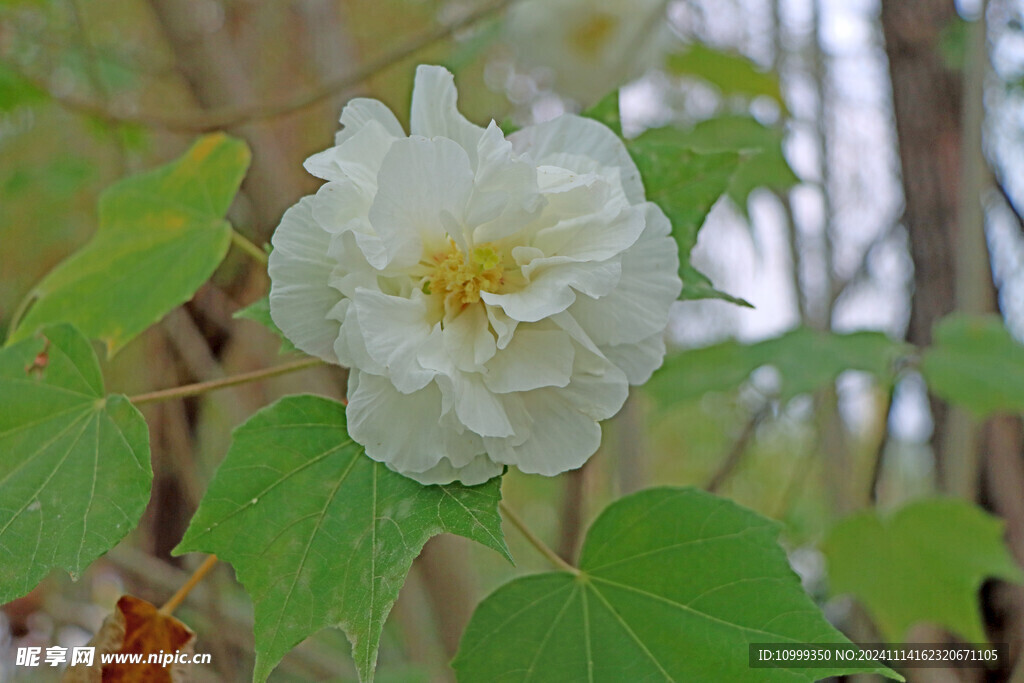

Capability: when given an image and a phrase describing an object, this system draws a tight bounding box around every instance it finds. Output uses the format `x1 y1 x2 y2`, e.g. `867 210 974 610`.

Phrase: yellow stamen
429 239 505 311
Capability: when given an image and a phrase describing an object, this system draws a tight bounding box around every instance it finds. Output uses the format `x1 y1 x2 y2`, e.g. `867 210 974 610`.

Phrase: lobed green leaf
0 324 151 602
177 394 509 682
454 487 901 682
920 314 1024 417
8 134 251 355
823 498 1023 643
647 326 907 407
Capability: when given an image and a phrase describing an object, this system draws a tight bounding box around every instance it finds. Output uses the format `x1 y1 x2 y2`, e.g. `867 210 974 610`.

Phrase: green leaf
822 498 1023 643
8 134 251 355
647 327 906 406
627 127 746 304
0 62 47 112
0 324 151 603
920 314 1024 417
233 296 298 355
666 44 785 107
177 395 509 682
454 487 900 682
661 116 799 216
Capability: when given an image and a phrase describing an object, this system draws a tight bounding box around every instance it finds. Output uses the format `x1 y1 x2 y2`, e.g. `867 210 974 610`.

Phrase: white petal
444 372 516 438
483 327 574 393
442 304 497 372
510 114 644 203
468 122 544 243
311 181 371 232
410 65 485 156
347 371 484 475
568 203 682 345
485 304 518 350
484 388 601 476
601 332 668 385
306 119 399 186
531 203 644 263
405 454 504 486
268 197 343 362
314 182 389 270
351 288 436 393
334 98 405 145
369 136 475 269
481 258 621 322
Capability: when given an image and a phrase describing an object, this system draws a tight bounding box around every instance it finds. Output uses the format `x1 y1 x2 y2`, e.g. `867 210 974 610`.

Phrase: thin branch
556 464 587 564
705 404 771 493
499 500 579 575
231 229 269 265
159 554 219 616
14 0 516 133
995 175 1024 235
129 357 324 406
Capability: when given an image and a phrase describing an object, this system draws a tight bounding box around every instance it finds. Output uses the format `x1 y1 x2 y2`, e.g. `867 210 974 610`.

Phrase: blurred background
2 0 1023 680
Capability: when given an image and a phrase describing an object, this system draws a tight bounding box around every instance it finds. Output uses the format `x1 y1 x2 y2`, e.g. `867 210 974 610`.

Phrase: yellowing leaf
63 595 195 682
9 134 250 355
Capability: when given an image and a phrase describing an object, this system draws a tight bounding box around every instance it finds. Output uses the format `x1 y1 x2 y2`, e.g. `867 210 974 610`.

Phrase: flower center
428 239 504 310
568 13 618 58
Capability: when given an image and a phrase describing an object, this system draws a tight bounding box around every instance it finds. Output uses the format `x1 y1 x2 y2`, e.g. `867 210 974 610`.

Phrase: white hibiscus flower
269 65 681 485
504 0 670 105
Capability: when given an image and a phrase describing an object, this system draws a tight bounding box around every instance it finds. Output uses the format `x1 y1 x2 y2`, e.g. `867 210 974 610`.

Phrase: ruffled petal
568 202 682 345
510 114 644 203
306 119 400 186
484 388 601 475
442 304 497 372
444 372 516 438
268 197 344 362
481 258 621 322
334 97 405 145
405 454 503 486
601 331 667 385
468 122 544 243
351 288 436 393
409 65 485 157
369 136 475 268
483 327 574 393
347 371 484 474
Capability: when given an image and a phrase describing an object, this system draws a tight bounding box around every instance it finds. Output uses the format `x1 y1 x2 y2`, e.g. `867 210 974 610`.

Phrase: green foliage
454 487 898 682
822 498 1023 643
628 127 749 305
0 324 151 603
920 314 1024 417
666 44 785 107
0 62 47 112
582 94 751 304
647 327 906 407
233 296 298 355
8 134 250 355
177 395 510 682
665 116 799 216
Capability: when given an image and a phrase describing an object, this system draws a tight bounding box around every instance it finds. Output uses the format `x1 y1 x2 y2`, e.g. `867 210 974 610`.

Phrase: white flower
504 0 669 105
269 65 681 485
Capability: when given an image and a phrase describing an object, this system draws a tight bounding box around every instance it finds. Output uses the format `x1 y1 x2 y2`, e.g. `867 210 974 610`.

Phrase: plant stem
231 229 269 265
159 554 219 616
499 501 579 575
129 357 324 406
